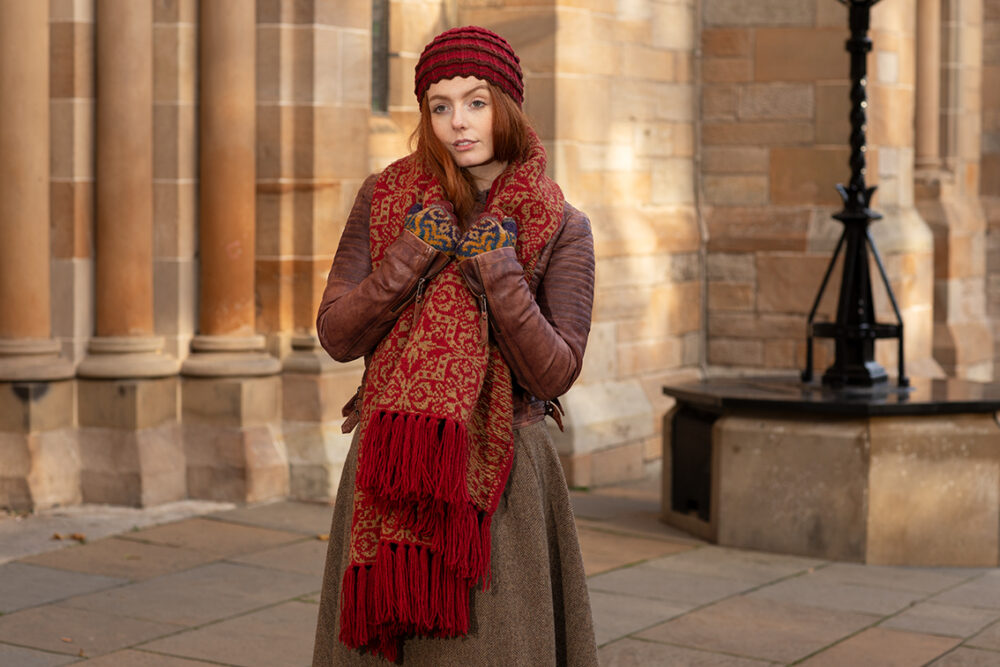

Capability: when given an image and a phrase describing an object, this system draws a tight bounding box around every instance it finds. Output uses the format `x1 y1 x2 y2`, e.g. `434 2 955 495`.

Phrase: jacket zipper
388 252 450 318
412 277 427 327
478 293 488 347
389 274 423 315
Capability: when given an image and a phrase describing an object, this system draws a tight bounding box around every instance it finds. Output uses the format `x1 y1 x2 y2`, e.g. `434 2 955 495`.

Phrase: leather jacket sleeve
316 174 448 362
457 205 595 400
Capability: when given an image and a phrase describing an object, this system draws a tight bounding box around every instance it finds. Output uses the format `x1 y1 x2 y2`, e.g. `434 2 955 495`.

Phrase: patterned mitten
455 213 517 260
403 201 461 254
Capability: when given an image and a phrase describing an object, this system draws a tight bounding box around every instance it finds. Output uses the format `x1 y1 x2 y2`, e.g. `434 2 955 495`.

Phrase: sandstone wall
50 0 96 364
914 0 993 381
454 0 702 485
984 0 1000 380
2 0 998 511
702 0 935 381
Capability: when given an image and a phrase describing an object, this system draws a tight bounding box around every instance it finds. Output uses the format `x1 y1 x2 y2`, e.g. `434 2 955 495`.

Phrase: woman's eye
470 99 487 109
431 104 448 114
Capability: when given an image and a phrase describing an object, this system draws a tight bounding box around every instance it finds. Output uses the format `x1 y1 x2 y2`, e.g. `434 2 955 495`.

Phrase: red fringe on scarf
339 538 493 662
358 412 470 504
341 412 498 660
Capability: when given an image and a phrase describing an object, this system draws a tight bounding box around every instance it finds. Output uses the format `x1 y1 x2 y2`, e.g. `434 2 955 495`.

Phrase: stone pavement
1 477 999 666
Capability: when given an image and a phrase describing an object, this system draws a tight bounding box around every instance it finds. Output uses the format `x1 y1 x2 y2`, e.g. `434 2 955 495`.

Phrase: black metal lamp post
801 0 909 389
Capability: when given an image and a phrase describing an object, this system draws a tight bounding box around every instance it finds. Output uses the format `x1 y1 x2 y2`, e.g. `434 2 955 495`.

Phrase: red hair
411 82 532 222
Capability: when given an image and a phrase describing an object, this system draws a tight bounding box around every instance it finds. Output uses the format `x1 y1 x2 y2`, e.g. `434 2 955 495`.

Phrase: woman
312 25 598 666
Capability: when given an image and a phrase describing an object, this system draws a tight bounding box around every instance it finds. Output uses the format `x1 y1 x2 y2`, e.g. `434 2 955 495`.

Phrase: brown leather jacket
316 174 595 428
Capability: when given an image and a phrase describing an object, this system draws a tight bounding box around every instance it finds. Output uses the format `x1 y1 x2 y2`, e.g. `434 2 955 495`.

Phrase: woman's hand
403 201 461 254
316 176 449 362
455 213 517 259
454 208 593 401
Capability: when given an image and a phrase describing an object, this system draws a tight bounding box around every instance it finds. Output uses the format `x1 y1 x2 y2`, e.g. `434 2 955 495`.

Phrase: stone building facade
0 0 996 511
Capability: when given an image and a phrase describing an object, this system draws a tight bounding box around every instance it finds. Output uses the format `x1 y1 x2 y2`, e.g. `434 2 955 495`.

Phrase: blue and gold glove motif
403 201 461 254
455 214 517 260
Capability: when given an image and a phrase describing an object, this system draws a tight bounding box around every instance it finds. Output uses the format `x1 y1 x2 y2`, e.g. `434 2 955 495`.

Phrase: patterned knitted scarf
338 133 564 661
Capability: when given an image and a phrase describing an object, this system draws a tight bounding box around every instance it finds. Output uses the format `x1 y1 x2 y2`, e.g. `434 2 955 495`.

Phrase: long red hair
412 81 532 222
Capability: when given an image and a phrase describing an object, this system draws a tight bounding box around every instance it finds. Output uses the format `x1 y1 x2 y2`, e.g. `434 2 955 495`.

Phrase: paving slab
0 562 125 613
576 514 704 545
0 501 233 565
645 545 824 584
815 562 977 594
78 650 220 665
966 618 1000 651
571 475 703 545
59 562 318 627
747 570 924 616
571 490 658 520
635 595 878 663
577 526 692 576
598 637 776 666
589 563 757 606
931 572 1000 611
138 601 317 667
588 590 694 647
0 604 180 658
21 538 216 581
880 602 1000 638
797 627 960 666
209 501 334 536
119 518 302 557
228 537 328 578
0 643 79 666
930 647 1000 666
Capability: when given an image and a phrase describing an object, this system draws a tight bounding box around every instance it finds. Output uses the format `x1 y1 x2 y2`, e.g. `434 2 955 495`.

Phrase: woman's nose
451 109 466 130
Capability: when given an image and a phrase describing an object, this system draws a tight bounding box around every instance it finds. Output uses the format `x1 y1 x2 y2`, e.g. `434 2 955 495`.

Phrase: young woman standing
312 26 598 666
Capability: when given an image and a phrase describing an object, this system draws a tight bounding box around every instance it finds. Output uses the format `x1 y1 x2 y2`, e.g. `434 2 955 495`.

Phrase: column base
181 334 281 377
0 379 80 511
182 368 287 503
933 321 995 381
77 336 179 379
77 376 184 507
0 339 75 382
282 335 358 501
916 176 995 381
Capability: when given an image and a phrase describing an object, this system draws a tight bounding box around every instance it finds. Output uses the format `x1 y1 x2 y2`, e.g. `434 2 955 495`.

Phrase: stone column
0 0 70 380
76 0 183 507
80 0 176 378
253 4 371 501
915 0 994 380
0 0 78 511
915 0 942 171
181 0 286 503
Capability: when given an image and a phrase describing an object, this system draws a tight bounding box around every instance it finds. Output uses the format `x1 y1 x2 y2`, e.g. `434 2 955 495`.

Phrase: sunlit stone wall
2 0 997 511
702 0 936 381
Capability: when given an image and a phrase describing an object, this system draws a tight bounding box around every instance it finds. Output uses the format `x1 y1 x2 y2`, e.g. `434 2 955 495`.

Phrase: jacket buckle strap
341 384 364 434
545 398 564 432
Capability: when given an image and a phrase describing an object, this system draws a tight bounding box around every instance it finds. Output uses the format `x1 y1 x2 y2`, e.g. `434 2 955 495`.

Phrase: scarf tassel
375 498 494 585
338 542 478 661
357 412 471 507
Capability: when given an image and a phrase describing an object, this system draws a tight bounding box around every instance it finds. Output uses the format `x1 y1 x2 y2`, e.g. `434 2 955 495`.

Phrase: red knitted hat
414 26 524 107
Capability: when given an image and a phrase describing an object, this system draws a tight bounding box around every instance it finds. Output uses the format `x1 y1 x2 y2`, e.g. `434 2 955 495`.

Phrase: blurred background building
1 0 997 511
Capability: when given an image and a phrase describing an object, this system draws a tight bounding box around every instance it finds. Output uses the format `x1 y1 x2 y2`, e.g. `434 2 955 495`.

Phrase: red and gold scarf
338 133 563 661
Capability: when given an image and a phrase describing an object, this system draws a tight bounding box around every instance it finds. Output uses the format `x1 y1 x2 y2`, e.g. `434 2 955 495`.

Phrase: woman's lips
453 139 477 152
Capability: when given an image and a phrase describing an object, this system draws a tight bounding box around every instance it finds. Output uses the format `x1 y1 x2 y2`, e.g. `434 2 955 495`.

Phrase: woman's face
427 76 505 188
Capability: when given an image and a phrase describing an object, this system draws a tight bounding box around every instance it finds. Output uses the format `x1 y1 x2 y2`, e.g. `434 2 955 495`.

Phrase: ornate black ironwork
801 0 909 388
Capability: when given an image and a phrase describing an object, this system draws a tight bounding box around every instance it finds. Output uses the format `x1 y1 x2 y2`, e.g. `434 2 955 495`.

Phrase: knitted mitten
454 214 517 259
403 201 461 254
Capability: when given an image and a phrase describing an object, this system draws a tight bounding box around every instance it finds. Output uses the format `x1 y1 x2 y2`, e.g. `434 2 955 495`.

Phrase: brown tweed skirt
311 420 598 666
